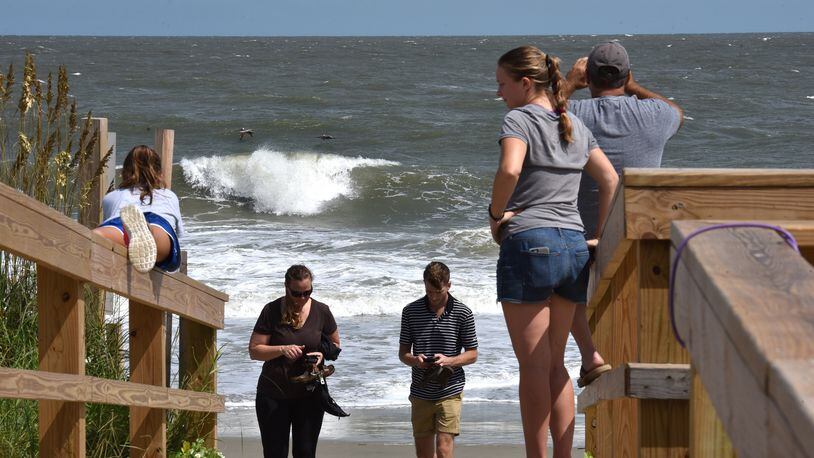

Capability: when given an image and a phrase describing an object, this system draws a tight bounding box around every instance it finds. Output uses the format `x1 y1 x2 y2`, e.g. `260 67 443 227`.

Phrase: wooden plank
129 301 167 457
678 270 769 455
578 363 627 412
623 168 814 187
626 187 814 240
179 319 218 447
639 399 689 458
591 289 614 456
768 359 814 453
78 117 109 228
179 247 217 447
637 239 688 364
587 181 633 310
689 367 735 458
611 245 638 458
584 406 598 457
155 128 175 190
671 221 814 385
0 183 227 328
0 368 224 412
577 363 690 411
673 221 814 456
37 266 85 457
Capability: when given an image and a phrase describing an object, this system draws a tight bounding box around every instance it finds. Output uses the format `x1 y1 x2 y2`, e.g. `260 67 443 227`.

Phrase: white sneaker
120 205 156 273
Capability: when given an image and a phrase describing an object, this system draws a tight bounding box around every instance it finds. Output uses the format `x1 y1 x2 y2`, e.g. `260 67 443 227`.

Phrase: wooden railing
578 168 814 457
0 179 227 457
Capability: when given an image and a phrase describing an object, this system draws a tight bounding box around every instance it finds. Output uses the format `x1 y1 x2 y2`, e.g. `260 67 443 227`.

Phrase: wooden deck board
577 363 690 412
0 367 224 412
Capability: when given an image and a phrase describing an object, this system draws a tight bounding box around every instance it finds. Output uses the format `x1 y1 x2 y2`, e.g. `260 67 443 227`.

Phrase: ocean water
2 33 813 446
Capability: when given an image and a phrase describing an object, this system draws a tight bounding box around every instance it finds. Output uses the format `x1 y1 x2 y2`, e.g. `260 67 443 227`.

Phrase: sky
1 0 812 36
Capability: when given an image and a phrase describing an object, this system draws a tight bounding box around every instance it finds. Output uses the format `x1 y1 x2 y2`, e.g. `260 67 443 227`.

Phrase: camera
304 354 319 365
424 355 438 364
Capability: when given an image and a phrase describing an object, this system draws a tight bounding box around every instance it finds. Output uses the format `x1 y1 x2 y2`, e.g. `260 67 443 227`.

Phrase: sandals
290 364 335 384
577 364 612 388
121 205 156 273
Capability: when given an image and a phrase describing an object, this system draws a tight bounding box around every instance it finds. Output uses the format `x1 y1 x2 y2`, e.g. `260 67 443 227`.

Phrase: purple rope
668 222 800 348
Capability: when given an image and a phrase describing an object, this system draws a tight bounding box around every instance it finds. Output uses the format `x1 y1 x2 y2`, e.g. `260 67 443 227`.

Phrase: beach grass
0 53 216 457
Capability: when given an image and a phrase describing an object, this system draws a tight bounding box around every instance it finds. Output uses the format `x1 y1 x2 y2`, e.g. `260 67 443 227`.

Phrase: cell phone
304 354 319 364
424 356 438 363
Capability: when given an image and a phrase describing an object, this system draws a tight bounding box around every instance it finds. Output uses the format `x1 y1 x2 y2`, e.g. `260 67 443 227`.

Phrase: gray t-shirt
570 96 681 236
498 104 598 240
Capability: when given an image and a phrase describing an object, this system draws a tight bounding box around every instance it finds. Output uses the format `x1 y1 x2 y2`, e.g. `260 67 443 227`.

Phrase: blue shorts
99 212 181 273
496 227 590 304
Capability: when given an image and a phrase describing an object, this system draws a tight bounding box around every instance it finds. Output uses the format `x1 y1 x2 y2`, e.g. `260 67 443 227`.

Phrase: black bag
318 379 349 417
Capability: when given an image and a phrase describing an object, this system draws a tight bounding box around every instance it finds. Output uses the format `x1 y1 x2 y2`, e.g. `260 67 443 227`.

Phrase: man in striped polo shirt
399 261 478 458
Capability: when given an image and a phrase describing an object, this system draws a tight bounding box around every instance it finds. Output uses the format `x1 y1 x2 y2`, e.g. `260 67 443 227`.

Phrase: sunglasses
288 288 313 298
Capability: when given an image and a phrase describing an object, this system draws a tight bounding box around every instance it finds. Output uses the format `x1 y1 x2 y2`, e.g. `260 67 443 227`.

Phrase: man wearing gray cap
564 41 683 387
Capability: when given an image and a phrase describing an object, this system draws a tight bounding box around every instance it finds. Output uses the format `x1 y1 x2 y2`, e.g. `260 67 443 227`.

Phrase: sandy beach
218 436 584 457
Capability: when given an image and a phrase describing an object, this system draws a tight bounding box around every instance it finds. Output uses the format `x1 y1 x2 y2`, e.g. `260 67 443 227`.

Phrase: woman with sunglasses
249 265 341 458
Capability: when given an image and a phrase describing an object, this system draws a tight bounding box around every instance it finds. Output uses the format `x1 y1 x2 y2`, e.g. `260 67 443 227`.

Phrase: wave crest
180 148 397 215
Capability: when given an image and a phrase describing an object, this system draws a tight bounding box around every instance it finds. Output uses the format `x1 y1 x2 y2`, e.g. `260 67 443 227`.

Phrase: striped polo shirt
399 293 478 400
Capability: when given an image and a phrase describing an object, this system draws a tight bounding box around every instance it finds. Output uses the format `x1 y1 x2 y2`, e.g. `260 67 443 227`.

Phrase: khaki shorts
409 393 463 437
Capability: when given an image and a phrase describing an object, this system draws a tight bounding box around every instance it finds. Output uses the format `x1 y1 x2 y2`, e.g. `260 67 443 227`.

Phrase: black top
399 293 478 400
253 297 337 399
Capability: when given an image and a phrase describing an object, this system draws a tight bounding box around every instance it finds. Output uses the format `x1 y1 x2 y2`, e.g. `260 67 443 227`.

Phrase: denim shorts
99 212 181 273
496 227 590 304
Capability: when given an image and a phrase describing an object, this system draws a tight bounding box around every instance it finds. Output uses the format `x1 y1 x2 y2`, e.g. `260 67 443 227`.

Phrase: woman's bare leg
92 226 125 246
502 300 552 458
548 294 577 458
149 225 172 263
92 226 171 263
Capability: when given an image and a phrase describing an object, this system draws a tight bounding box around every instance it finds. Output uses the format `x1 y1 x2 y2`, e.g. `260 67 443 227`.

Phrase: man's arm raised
562 57 589 100
624 71 684 127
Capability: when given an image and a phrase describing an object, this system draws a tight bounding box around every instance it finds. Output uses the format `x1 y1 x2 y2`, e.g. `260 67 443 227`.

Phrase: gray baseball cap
587 42 630 84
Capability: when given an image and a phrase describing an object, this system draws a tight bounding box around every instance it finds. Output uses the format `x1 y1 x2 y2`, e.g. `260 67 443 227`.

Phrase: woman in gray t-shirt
488 46 618 457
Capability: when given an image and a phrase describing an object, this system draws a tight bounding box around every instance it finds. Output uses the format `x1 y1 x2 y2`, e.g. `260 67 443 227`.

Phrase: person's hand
489 209 518 245
566 57 589 90
281 344 305 361
434 353 453 367
624 70 638 95
306 351 324 366
417 354 437 369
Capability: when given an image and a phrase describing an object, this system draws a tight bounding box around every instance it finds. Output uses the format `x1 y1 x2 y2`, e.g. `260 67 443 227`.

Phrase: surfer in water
239 128 254 141
317 134 334 140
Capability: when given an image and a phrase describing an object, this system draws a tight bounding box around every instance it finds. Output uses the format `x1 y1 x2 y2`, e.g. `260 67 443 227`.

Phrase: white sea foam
181 148 397 216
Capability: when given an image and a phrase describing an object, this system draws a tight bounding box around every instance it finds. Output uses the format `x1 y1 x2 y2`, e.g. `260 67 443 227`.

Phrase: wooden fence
578 168 814 457
0 124 227 457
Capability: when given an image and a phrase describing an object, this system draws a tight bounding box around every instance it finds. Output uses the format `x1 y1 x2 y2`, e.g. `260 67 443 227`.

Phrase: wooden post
637 240 689 457
155 128 175 388
591 291 615 455
689 367 735 457
38 266 86 457
78 117 110 228
129 300 167 457
611 246 639 457
179 247 217 447
155 128 175 190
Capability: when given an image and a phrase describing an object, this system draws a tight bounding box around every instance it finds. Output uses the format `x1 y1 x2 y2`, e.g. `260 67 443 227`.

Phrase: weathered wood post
78 117 110 229
129 297 167 457
154 128 175 388
38 266 86 456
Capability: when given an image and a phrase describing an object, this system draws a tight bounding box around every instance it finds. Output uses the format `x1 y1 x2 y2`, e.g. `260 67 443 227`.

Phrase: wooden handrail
583 168 814 457
0 182 227 328
0 368 224 412
623 168 814 187
671 220 814 455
